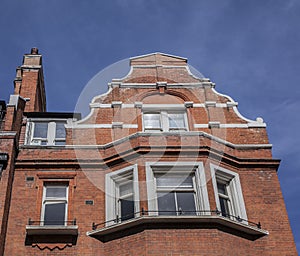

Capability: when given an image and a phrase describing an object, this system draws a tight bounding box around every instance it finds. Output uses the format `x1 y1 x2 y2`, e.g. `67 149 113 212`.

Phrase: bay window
105 165 139 225
156 173 196 215
117 178 135 221
146 162 210 216
210 164 247 222
217 181 233 217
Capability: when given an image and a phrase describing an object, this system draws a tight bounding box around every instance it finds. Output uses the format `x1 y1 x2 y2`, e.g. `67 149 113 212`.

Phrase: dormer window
143 111 188 132
26 120 67 146
24 113 80 146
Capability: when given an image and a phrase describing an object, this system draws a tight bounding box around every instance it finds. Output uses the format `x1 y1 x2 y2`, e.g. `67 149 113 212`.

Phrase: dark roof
25 112 81 120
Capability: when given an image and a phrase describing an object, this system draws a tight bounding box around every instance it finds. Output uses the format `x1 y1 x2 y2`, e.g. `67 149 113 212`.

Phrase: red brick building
0 48 297 255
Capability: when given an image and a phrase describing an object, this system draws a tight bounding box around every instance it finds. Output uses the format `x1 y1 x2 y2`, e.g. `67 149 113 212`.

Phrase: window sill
143 130 188 133
26 225 78 236
21 145 66 148
87 215 268 242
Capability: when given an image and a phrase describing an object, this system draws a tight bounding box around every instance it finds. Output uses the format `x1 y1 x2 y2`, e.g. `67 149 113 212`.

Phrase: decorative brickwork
0 49 297 255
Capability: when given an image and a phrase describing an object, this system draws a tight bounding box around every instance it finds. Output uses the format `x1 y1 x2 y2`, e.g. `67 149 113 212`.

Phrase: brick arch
137 90 190 103
165 89 191 102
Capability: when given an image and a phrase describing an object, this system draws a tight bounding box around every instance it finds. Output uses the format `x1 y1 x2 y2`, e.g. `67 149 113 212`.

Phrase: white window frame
117 179 134 219
142 107 188 132
105 165 140 226
155 172 197 215
216 178 234 217
146 162 210 216
41 183 69 226
210 164 247 222
25 118 68 146
167 112 188 131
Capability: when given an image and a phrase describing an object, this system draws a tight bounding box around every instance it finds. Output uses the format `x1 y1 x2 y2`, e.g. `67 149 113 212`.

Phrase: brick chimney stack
14 48 46 112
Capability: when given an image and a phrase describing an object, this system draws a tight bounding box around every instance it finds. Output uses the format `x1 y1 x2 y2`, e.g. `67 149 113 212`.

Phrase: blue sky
0 0 299 251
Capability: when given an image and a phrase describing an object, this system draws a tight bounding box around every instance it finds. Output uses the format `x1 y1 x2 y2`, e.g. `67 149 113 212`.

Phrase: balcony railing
27 218 77 226
91 209 261 231
26 218 78 236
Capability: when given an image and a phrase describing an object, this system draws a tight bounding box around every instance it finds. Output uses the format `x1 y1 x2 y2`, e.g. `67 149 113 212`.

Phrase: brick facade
0 49 297 255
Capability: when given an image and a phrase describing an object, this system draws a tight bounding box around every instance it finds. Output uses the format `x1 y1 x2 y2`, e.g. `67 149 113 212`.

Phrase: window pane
156 174 193 188
168 113 185 129
144 113 161 129
119 182 133 197
55 140 66 146
56 122 66 138
31 139 47 145
219 197 230 217
44 203 66 225
120 195 134 221
33 122 48 138
217 182 227 195
176 192 196 215
217 182 231 216
46 187 67 198
157 192 176 215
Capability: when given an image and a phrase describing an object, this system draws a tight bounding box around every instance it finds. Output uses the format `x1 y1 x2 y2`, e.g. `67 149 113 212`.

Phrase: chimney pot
31 48 39 55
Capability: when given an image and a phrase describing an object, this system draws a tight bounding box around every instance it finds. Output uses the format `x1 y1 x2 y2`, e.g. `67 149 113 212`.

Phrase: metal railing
27 218 77 226
92 208 261 230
